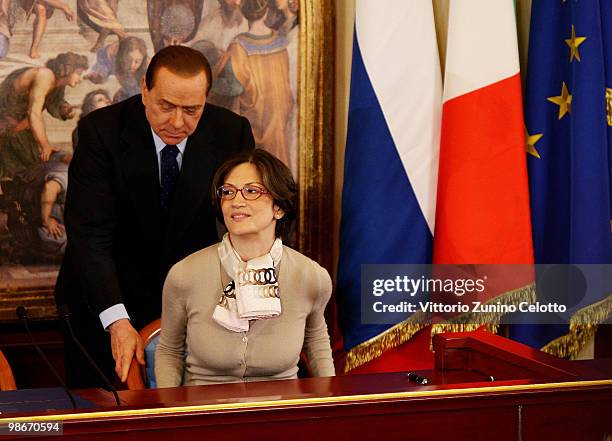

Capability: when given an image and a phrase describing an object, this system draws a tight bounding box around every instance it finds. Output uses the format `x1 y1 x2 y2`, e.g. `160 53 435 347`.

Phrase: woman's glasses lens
217 185 267 200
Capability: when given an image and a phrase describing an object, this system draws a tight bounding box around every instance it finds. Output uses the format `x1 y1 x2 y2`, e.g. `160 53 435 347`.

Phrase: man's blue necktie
160 144 179 210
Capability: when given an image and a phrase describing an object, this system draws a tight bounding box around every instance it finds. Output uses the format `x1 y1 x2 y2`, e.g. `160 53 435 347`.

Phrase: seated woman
155 149 335 386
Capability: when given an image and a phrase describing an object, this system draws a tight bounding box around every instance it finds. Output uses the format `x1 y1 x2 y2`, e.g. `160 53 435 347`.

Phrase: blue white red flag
337 0 442 372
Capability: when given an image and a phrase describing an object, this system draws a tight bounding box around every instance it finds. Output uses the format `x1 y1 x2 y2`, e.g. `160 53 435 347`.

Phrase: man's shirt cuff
99 304 130 331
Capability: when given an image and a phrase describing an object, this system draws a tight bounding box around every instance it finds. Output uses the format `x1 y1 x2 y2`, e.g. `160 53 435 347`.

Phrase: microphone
57 305 121 406
406 372 429 385
16 306 77 409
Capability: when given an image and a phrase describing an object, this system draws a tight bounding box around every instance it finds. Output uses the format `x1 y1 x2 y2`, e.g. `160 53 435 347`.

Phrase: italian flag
433 0 534 265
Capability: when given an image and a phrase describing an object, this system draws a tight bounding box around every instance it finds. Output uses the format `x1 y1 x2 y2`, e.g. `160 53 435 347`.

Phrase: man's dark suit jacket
55 95 255 387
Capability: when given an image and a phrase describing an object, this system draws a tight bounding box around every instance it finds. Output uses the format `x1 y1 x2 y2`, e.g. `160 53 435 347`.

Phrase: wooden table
1 331 611 440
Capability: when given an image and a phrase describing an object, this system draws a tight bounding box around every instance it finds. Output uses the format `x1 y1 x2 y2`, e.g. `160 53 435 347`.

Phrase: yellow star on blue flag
547 82 572 119
565 25 586 62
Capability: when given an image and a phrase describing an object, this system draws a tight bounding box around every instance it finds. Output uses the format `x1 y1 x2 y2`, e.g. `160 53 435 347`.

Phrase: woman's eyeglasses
216 184 270 201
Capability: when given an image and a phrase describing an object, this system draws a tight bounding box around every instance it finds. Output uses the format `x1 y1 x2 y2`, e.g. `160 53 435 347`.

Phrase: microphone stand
57 305 121 406
16 306 77 409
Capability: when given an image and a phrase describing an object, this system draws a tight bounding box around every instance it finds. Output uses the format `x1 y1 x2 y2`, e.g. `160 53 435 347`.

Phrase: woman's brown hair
211 148 296 239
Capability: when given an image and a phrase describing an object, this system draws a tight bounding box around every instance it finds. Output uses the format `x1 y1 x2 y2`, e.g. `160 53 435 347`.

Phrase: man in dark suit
55 46 255 388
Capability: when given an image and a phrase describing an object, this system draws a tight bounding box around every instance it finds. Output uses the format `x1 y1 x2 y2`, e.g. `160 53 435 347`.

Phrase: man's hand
108 319 145 382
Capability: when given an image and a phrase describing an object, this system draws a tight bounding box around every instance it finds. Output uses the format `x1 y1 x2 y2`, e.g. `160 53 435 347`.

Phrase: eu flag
512 1 612 354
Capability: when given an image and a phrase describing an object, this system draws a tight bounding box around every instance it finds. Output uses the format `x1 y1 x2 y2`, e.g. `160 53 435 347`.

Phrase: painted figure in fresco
263 0 284 31
71 88 111 148
20 0 76 59
37 150 71 258
274 0 298 174
84 36 148 102
0 52 88 182
30 89 111 261
221 0 293 167
0 150 71 263
80 87 112 118
37 88 111 259
147 0 202 52
76 0 127 52
0 0 11 59
192 0 247 52
191 39 243 113
274 0 298 36
189 0 247 113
